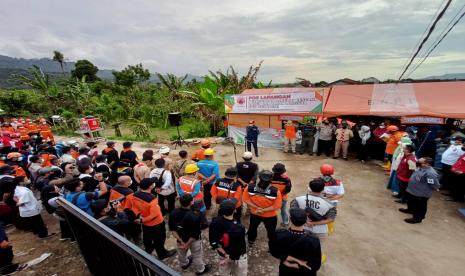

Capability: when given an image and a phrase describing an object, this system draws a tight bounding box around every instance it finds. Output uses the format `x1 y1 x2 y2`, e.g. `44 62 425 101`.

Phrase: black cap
123 141 132 148
139 177 157 190
259 170 273 182
0 165 14 175
272 163 286 174
219 199 236 216
225 167 238 178
106 141 115 147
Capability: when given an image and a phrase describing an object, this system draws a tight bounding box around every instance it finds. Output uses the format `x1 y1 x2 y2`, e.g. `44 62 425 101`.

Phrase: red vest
397 154 417 182
451 153 465 175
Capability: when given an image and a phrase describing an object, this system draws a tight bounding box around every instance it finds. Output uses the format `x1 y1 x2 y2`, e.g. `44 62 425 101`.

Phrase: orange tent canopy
323 81 465 118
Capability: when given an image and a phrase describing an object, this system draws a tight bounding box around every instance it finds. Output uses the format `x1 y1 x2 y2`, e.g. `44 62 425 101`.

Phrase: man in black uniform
299 120 316 155
120 142 139 168
270 208 322 276
236 152 258 188
169 194 211 275
209 200 247 275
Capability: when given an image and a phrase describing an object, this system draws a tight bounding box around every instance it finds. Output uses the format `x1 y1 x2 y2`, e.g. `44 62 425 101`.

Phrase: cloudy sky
1 0 464 82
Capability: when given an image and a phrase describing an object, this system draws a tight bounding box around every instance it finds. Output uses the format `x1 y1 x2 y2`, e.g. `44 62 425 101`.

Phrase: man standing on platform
245 120 260 157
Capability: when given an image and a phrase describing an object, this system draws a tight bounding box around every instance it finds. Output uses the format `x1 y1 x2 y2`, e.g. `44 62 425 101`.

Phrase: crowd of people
0 124 346 275
1 115 464 275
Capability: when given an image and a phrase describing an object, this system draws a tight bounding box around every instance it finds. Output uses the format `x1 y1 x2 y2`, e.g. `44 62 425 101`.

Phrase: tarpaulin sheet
323 81 465 118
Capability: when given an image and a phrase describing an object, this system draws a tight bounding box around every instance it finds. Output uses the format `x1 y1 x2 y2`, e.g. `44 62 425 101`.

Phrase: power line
397 0 452 81
406 3 465 78
399 0 448 73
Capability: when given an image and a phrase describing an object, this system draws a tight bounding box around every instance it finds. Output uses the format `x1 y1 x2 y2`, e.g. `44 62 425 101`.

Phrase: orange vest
242 184 282 218
13 165 27 178
178 176 203 201
131 191 163 227
18 129 30 141
284 125 296 138
40 153 52 167
25 123 39 133
109 186 134 212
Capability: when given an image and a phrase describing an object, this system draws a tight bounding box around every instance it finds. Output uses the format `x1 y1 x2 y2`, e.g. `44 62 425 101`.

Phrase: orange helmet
386 125 398 132
200 139 211 147
320 164 334 175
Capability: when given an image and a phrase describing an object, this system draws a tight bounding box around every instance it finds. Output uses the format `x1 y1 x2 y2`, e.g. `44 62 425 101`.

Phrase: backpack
155 170 166 188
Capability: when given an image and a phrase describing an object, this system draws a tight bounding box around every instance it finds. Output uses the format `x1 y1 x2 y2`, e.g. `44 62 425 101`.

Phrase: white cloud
0 0 464 82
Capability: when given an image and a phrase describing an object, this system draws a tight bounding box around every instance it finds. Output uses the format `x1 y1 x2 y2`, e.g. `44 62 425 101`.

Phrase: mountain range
0 54 201 88
0 54 464 88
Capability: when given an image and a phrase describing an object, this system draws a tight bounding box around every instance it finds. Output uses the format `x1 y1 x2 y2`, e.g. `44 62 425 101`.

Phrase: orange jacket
131 191 164 227
109 186 134 212
386 131 405 155
271 174 292 200
13 165 27 178
211 178 242 208
284 125 297 139
178 176 203 202
70 149 80 159
242 183 282 218
18 129 30 141
40 153 52 167
25 123 39 133
191 148 205 161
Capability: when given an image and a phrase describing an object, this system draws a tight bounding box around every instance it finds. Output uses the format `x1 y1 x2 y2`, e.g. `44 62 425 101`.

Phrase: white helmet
242 151 253 160
159 146 170 154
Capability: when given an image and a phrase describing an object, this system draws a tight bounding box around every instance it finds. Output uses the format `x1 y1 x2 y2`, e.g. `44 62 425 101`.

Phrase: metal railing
57 198 180 276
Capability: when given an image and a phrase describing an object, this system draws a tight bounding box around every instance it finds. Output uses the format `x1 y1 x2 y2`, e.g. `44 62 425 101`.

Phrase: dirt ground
8 138 465 276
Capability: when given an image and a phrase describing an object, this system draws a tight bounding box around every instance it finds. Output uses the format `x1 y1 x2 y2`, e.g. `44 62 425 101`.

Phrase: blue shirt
65 191 99 216
197 159 220 185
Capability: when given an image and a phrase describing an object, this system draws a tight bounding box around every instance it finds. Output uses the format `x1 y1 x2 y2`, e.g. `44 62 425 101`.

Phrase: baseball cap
272 163 286 174
259 170 273 182
159 146 170 154
219 199 236 216
242 151 253 160
225 167 238 177
139 177 157 190
122 141 133 148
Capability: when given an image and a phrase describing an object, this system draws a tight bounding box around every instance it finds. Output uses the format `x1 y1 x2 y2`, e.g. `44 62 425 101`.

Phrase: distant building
327 78 360 86
361 77 380 84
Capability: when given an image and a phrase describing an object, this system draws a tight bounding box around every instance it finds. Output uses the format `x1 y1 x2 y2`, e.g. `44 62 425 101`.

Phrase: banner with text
225 90 323 114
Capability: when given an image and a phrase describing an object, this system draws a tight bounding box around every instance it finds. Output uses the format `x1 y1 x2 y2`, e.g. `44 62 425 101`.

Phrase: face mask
129 180 133 186
18 157 23 161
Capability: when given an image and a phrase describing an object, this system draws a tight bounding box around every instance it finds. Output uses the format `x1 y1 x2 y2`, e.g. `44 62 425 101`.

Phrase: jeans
300 138 315 154
158 192 176 215
247 214 277 243
246 140 258 156
142 222 169 258
280 200 289 225
406 192 428 221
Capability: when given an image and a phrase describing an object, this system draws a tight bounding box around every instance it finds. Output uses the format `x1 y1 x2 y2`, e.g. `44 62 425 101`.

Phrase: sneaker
391 192 399 197
404 218 422 224
181 256 193 270
196 264 211 275
39 233 57 239
398 208 412 214
159 249 177 260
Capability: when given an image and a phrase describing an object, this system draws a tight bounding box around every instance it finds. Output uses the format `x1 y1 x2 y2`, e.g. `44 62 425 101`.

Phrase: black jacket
209 216 246 260
270 229 322 276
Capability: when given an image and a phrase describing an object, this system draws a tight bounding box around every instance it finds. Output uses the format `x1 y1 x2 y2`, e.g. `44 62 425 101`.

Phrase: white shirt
149 168 175 196
292 194 336 234
15 186 42 217
441 144 465 166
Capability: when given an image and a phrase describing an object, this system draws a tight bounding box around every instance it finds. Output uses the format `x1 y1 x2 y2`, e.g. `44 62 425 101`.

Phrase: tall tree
52 51 65 74
71 59 99 82
112 63 150 87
